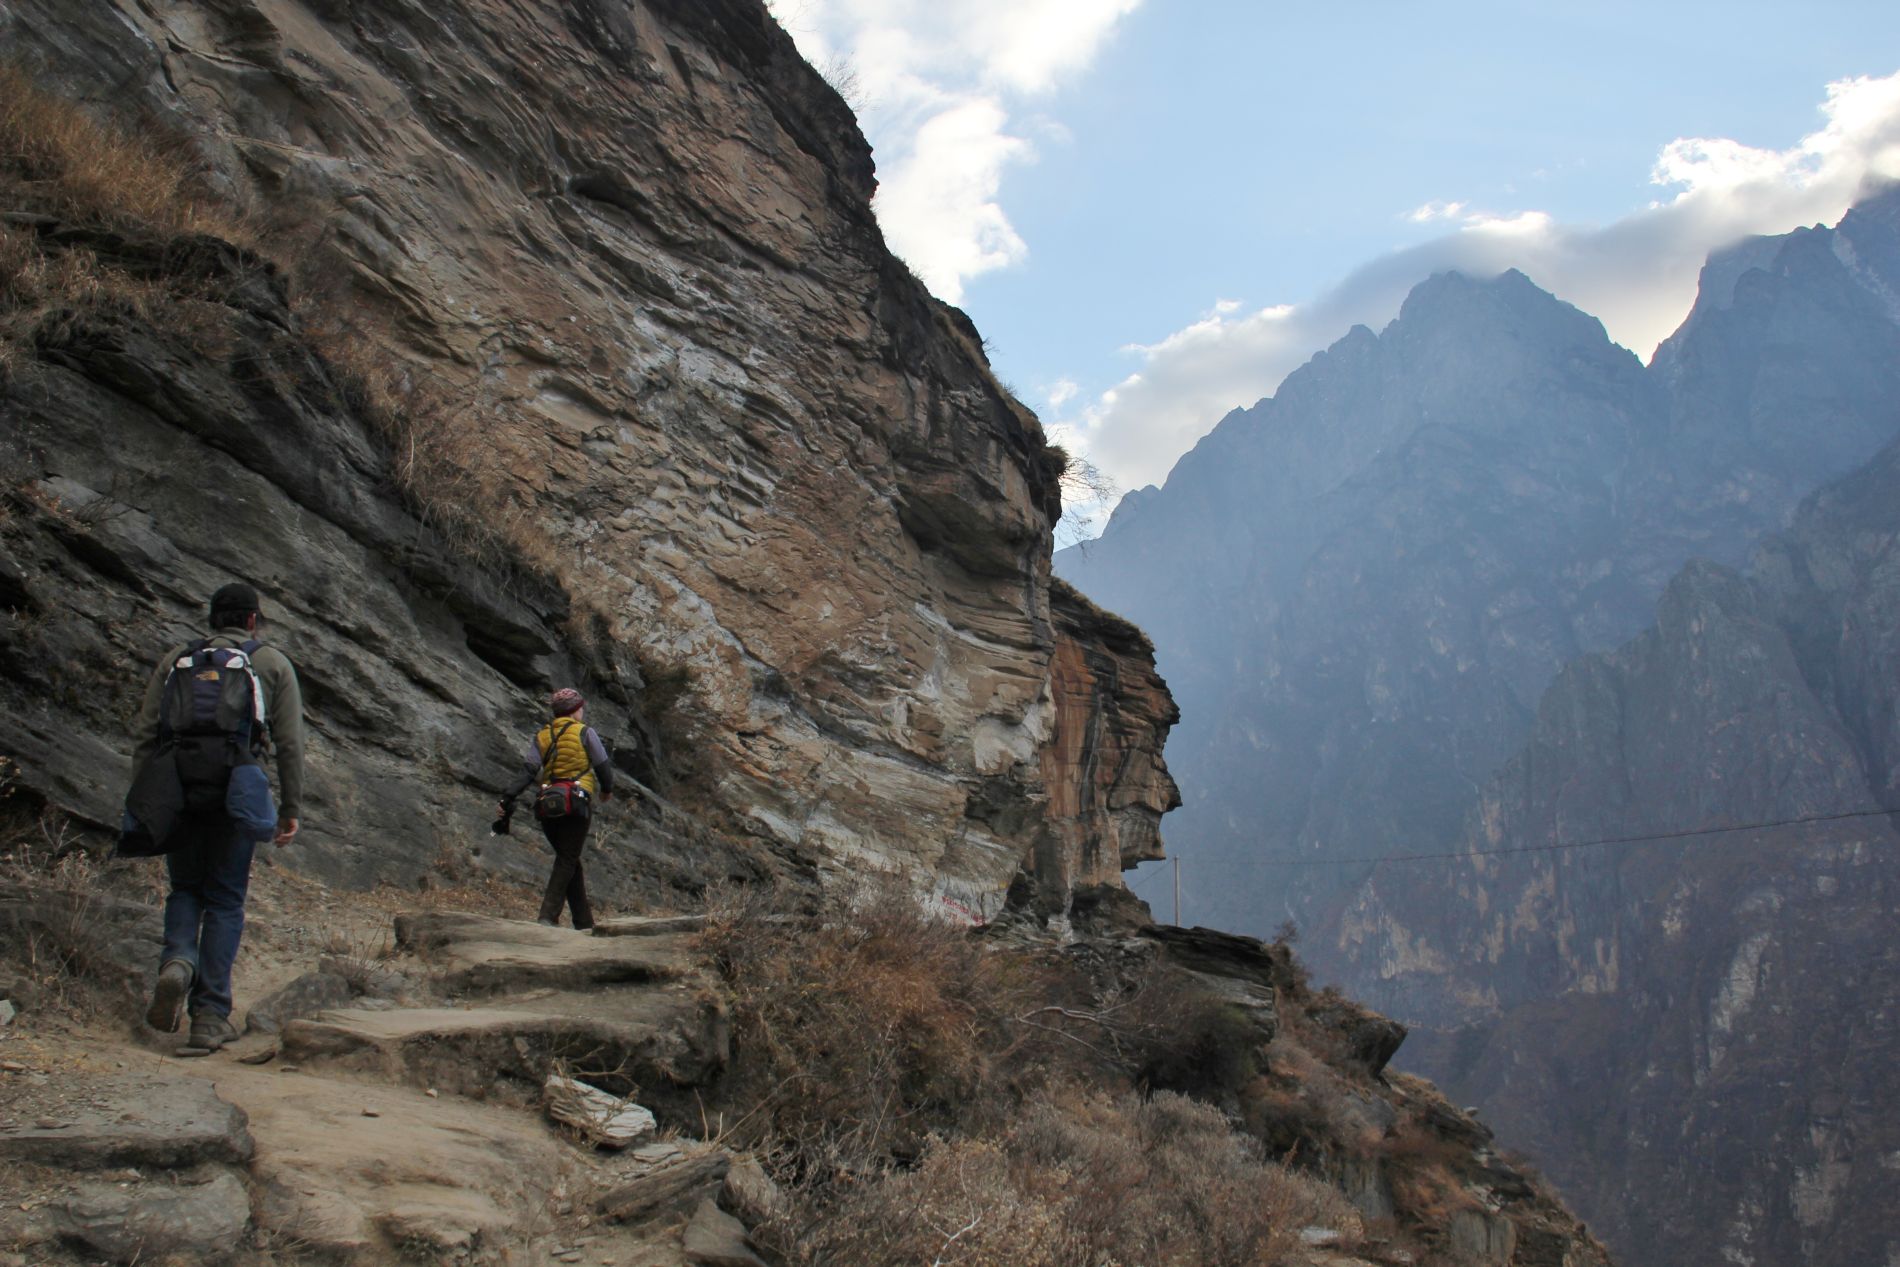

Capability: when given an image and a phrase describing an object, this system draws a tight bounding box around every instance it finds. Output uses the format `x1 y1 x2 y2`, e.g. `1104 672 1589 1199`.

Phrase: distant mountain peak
1393 266 1611 353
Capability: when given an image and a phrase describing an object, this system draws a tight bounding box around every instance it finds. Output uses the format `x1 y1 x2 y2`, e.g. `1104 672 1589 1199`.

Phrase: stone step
203 1062 590 1262
591 914 708 938
393 910 696 994
0 1072 254 1169
279 990 728 1109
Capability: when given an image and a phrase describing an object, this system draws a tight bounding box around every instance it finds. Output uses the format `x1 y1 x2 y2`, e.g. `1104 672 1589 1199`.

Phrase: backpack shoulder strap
156 640 210 738
538 719 579 781
237 639 268 736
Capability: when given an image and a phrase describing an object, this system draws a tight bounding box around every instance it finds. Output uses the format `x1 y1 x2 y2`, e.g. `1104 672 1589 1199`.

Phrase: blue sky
769 2 1900 531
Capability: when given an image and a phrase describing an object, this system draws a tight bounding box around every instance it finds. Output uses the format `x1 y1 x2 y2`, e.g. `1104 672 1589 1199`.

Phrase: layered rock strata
0 0 1176 912
1014 579 1181 918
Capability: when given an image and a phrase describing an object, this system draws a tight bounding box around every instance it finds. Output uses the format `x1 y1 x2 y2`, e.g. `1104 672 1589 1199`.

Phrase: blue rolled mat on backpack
226 763 278 842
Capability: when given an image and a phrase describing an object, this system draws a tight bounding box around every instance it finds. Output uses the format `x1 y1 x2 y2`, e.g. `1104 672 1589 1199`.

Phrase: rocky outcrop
1059 914 1614 1267
1013 579 1181 918
1057 189 1900 943
1345 434 1900 1266
0 0 1172 913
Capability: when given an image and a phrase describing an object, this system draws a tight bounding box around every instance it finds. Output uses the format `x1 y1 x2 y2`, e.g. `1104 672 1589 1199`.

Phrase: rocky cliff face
1015 580 1181 919
1356 435 1900 1267
0 0 1177 915
0 12 1652 1260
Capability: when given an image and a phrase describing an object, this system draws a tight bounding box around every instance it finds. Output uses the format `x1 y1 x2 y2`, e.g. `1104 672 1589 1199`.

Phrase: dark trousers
537 814 593 929
161 811 257 1019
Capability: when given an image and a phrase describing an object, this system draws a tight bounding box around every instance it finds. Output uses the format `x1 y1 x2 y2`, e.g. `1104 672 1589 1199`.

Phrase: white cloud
874 99 1031 296
1043 377 1079 410
1054 70 1900 503
1407 200 1467 223
768 0 1141 302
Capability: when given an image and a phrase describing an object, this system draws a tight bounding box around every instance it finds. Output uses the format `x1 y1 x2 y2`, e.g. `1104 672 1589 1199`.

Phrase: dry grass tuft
698 877 1076 1176
302 318 552 578
699 882 1369 1265
0 762 162 1016
0 64 245 239
775 1087 1357 1266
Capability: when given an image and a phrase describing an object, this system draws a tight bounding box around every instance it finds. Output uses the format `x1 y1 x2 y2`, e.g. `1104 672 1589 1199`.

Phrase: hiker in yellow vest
496 688 615 928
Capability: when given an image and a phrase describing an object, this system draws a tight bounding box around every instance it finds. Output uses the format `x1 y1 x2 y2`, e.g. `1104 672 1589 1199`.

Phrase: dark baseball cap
208 582 262 621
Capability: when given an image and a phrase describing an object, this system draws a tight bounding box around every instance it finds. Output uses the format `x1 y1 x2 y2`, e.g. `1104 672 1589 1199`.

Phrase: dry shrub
1117 971 1265 1103
698 878 1089 1180
1244 1075 1338 1159
0 65 244 239
1379 1110 1486 1225
0 766 162 1015
0 223 159 376
780 1088 1356 1267
701 883 1369 1264
703 881 1018 1170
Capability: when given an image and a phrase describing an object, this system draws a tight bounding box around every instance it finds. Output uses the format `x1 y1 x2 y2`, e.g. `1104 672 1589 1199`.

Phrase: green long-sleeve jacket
132 626 307 818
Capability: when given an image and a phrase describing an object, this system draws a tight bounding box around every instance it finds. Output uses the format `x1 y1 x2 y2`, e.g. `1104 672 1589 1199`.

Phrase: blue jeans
161 811 257 1020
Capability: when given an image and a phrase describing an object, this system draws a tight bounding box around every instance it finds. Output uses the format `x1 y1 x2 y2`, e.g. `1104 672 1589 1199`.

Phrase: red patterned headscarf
550 688 585 717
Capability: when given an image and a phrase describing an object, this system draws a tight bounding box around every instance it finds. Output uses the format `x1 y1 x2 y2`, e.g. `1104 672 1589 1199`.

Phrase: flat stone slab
0 1072 254 1169
591 914 708 938
280 990 726 1098
49 1167 251 1264
392 910 695 993
247 969 355 1035
207 1064 573 1261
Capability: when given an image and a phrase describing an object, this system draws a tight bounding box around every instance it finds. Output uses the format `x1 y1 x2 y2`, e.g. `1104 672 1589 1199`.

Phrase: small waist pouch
534 780 590 822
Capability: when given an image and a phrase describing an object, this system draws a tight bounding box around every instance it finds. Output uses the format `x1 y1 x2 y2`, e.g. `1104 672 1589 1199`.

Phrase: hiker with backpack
494 688 614 930
126 582 304 1051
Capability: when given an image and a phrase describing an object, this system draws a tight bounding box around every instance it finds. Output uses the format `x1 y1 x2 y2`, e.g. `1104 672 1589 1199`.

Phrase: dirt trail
0 868 758 1267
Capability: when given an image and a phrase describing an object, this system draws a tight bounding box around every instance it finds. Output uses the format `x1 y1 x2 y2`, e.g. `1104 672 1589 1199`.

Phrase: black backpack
157 639 269 811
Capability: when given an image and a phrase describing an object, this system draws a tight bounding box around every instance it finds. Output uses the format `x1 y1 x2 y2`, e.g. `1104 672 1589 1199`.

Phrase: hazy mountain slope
1058 188 1900 945
1370 434 1900 1267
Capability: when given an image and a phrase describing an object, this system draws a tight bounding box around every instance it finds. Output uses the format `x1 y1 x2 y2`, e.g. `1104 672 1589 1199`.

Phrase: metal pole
1173 856 1180 926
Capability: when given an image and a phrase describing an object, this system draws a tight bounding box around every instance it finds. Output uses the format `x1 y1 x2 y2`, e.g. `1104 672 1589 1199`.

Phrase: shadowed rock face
1366 436 1900 1267
0 0 1173 913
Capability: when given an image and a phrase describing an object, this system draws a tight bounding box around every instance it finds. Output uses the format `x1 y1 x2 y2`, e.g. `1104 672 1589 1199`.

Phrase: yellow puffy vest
535 719 597 795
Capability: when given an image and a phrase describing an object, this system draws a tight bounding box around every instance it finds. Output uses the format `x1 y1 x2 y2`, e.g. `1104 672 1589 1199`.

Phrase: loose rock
719 1154 786 1227
48 1168 251 1264
683 1199 768 1267
544 1074 656 1150
245 971 354 1035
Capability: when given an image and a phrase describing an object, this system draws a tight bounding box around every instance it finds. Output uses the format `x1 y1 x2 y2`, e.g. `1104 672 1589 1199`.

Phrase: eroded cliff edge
0 0 1178 915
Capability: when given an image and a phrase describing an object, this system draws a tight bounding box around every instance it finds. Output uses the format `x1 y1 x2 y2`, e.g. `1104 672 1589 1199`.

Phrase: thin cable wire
1248 806 1900 866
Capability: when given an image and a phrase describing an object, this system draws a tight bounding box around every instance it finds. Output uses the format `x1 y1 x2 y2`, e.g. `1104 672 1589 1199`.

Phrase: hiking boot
187 1012 240 1051
146 959 192 1033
